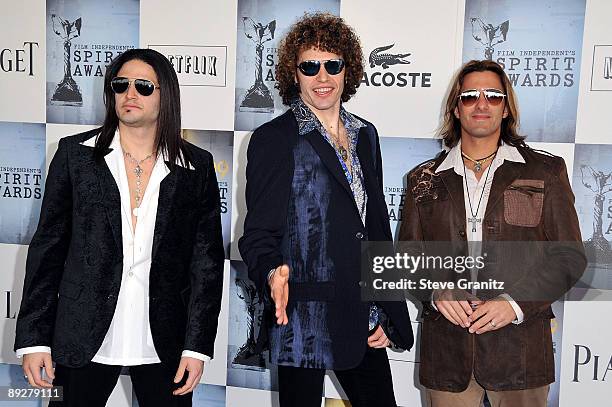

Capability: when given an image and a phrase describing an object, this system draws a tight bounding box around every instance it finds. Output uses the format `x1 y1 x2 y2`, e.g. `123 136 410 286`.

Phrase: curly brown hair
276 13 364 106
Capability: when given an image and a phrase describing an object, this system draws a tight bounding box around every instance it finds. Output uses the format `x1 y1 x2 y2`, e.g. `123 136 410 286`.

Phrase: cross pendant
468 216 481 232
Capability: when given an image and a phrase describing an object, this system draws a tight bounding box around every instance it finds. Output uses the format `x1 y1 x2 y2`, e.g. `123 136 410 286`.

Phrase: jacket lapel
151 162 179 259
304 129 353 197
91 147 123 252
438 167 467 228
356 128 391 237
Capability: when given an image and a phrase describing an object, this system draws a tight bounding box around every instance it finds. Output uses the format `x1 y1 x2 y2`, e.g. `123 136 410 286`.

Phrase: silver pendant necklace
462 150 497 232
124 151 154 216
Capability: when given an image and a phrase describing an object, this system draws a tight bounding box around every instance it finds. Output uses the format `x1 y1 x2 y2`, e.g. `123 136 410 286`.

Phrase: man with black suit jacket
14 48 224 407
238 13 413 407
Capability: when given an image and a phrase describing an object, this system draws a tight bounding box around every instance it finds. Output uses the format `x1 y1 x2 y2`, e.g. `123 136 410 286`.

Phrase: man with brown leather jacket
399 60 586 407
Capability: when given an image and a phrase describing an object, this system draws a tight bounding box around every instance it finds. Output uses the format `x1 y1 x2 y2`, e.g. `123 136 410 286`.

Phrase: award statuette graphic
232 278 266 370
51 14 83 106
580 165 612 264
239 18 276 113
470 17 509 61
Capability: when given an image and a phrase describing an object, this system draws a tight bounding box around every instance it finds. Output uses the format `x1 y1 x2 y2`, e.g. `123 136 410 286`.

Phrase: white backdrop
0 0 611 406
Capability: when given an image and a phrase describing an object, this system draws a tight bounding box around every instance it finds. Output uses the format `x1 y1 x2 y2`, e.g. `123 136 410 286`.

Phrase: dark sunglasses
458 88 506 107
110 77 159 96
297 59 345 76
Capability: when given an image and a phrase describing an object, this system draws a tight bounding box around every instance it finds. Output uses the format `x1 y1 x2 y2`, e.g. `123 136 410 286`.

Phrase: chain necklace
462 150 497 232
124 151 154 216
328 124 349 162
461 150 497 172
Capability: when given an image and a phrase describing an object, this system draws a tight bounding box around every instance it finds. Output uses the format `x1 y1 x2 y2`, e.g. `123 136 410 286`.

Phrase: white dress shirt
434 140 525 324
17 131 210 364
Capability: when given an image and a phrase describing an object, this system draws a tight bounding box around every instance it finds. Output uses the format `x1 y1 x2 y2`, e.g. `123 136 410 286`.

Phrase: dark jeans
277 346 397 407
50 361 192 407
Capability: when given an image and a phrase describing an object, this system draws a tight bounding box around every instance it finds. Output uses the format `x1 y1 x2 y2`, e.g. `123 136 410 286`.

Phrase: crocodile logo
369 44 411 69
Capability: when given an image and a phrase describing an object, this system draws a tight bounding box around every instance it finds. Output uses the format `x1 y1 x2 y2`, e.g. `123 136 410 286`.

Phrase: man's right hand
22 352 54 388
433 289 482 328
269 264 290 325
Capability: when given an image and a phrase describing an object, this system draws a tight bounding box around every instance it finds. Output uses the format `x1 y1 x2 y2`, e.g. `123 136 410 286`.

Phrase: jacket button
459 230 466 238
356 232 364 240
358 281 366 287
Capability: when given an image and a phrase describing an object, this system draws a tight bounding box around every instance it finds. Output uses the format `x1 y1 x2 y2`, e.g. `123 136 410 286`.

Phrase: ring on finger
489 320 497 328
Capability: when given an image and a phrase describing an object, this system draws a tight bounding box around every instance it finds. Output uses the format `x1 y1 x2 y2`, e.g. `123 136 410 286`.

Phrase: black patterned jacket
14 129 225 368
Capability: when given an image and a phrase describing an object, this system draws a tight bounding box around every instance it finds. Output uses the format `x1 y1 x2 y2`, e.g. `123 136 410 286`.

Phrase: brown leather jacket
399 146 586 392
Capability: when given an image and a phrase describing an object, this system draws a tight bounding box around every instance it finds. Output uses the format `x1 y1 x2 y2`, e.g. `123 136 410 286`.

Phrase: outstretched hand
269 264 290 325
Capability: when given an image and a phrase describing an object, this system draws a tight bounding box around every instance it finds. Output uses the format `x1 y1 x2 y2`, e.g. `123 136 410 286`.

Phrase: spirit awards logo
604 57 612 80
362 43 430 88
385 186 406 222
50 15 83 106
215 160 230 215
470 17 509 61
240 18 276 113
0 166 42 199
369 44 410 69
470 15 577 88
232 278 265 369
580 165 612 264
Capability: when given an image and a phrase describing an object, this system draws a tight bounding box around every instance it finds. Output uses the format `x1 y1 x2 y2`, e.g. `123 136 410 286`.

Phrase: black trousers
49 361 192 407
277 346 397 407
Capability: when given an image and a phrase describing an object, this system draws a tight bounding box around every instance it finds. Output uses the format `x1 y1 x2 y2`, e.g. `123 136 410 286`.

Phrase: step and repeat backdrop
1 0 611 405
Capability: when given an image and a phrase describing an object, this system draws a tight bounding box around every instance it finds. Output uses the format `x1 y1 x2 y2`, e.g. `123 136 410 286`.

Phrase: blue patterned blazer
239 107 413 370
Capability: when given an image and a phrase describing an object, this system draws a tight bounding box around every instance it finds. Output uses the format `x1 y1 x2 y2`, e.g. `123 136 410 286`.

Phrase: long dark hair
94 48 189 169
439 59 526 149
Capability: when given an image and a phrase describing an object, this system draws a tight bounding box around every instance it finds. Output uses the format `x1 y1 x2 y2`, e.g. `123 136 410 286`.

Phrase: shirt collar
290 98 366 136
80 129 194 170
435 139 525 175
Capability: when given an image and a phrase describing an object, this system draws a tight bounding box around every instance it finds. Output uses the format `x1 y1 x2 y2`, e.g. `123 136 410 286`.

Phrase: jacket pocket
503 180 544 227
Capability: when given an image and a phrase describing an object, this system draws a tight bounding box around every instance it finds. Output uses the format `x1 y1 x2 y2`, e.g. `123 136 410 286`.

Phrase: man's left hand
468 298 517 334
367 325 390 348
173 357 204 395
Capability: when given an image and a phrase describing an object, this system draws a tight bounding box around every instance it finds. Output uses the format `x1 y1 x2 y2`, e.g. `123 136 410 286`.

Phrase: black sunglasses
110 77 159 96
297 59 345 76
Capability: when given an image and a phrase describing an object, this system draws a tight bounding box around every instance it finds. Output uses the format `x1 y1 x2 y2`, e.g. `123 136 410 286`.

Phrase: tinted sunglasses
297 59 345 76
110 77 159 96
458 88 506 107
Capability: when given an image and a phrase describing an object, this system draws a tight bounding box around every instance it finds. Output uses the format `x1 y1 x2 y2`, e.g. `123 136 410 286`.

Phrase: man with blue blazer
239 13 413 407
14 49 224 407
